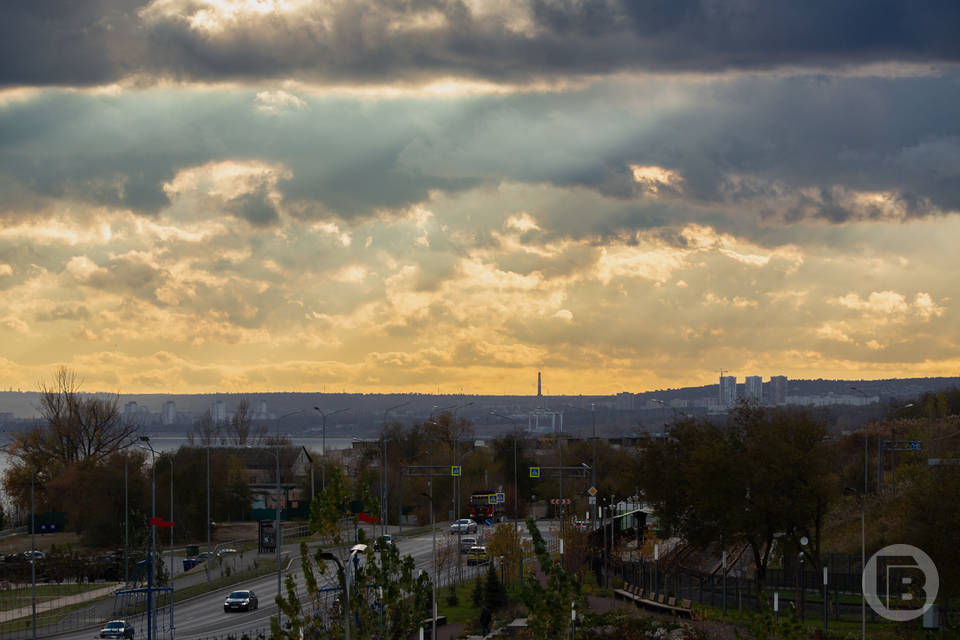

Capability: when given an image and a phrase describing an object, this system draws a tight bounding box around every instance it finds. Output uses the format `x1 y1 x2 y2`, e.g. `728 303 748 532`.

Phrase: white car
374 534 394 550
450 519 478 534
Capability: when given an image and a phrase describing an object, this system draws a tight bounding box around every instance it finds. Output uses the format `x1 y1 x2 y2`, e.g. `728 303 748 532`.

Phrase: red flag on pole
357 512 380 524
149 517 175 528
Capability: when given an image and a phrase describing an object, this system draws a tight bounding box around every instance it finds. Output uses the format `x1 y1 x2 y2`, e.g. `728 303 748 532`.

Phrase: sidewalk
1 547 277 623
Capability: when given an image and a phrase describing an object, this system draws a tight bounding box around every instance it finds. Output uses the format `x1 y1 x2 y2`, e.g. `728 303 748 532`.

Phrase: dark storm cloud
0 0 148 87
2 0 960 87
0 90 475 221
225 185 280 227
1 72 958 228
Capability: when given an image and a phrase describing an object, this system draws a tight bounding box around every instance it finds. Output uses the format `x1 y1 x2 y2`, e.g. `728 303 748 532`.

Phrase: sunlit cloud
1 3 959 394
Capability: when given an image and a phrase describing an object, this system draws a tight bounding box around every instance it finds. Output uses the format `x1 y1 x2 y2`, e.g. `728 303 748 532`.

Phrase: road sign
886 440 923 451
588 496 596 504
485 518 493 527
587 486 597 497
929 458 960 466
495 492 505 504
488 494 497 504
451 465 461 477
550 498 571 505
529 466 540 478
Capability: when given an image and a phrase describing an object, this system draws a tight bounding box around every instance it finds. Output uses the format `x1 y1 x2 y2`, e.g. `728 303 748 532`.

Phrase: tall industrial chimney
538 371 542 397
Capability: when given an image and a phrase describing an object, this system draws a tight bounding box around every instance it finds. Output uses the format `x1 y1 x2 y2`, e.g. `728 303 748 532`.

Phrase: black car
99 620 134 639
224 589 258 612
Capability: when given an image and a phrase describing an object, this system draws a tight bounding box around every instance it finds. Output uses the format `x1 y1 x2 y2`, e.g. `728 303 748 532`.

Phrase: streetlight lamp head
351 543 368 553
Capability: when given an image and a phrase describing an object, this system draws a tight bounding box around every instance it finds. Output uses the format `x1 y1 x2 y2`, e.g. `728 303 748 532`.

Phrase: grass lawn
695 601 908 639
437 576 526 631
0 582 109 612
172 559 278 604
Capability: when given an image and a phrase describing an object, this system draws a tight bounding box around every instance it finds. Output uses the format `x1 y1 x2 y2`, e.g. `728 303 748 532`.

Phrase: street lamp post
383 402 410 538
270 408 303 616
565 404 598 527
30 469 36 640
421 488 438 640
139 437 157 640
4 442 38 640
490 412 522 581
167 455 175 640
850 386 869 640
205 445 211 583
256 444 284 621
313 406 349 493
319 544 367 640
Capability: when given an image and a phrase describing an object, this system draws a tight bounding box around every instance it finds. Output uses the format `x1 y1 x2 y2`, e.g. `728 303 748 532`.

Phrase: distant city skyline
2 3 959 394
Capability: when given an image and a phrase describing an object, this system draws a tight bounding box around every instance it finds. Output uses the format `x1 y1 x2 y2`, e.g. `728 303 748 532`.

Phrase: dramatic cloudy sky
2 0 959 394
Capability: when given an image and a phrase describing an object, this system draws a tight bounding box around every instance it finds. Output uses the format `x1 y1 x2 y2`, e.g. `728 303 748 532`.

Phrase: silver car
449 518 477 534
99 620 134 639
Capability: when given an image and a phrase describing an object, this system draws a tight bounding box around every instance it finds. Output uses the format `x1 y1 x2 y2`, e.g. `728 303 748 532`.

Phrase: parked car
224 589 258 612
99 620 135 639
374 534 394 550
216 548 237 558
450 519 477 534
23 550 45 560
459 536 478 553
466 545 489 566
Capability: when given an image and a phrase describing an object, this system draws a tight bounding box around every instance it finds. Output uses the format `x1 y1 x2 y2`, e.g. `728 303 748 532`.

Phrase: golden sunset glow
1 2 959 394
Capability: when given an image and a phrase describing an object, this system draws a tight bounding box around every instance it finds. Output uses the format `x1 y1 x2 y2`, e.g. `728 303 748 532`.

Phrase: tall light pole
313 406 349 492
205 444 211 583
4 442 37 640
449 402 473 527
421 488 437 640
30 467 36 640
139 437 157 640
565 404 598 527
382 402 409 537
124 448 130 584
167 455 175 640
490 411 522 582
319 544 367 640
255 444 284 621
4 441 39 640
849 386 869 640
272 408 303 603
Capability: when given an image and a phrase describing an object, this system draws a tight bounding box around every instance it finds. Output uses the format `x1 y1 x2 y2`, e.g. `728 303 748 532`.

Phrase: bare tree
2 367 138 509
223 399 269 445
33 367 137 465
186 409 220 446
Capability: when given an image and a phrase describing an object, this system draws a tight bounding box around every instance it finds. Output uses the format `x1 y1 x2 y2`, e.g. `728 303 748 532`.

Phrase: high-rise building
161 401 177 426
744 376 763 404
770 376 788 405
212 399 227 423
719 375 738 407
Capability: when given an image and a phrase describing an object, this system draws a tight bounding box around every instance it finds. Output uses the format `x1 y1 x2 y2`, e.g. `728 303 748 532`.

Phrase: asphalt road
46 520 547 640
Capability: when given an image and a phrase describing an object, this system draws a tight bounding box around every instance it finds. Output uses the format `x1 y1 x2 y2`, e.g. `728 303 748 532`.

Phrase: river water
0 435 357 477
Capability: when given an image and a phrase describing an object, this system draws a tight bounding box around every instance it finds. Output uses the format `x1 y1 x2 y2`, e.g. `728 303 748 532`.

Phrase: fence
1 604 107 640
614 554 882 624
